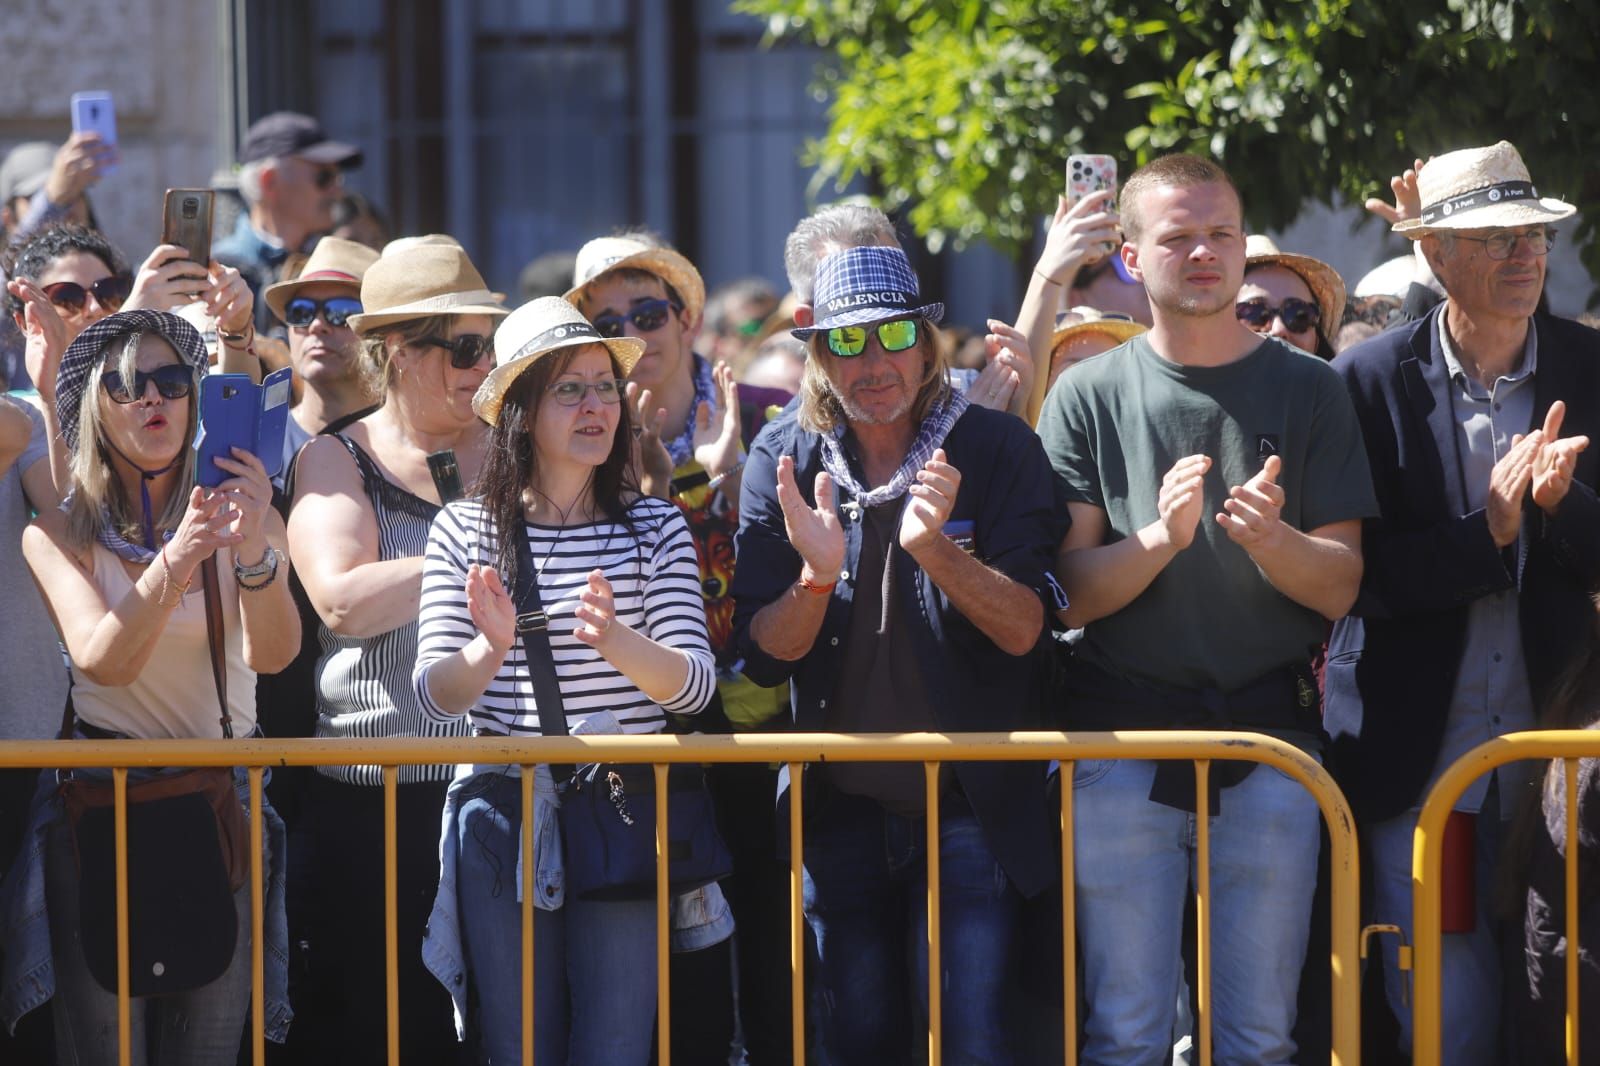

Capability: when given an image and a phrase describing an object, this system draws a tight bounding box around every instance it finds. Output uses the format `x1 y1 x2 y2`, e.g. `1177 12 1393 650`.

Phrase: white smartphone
70 91 118 174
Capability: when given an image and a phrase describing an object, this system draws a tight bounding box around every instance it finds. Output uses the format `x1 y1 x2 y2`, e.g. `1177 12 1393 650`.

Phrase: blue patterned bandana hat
791 245 944 340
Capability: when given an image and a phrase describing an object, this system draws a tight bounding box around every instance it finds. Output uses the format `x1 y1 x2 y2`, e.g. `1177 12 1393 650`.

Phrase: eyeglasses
825 318 920 358
1452 227 1556 260
284 296 363 329
100 363 193 405
592 298 679 339
417 334 493 369
1236 297 1320 335
547 377 626 407
43 276 132 316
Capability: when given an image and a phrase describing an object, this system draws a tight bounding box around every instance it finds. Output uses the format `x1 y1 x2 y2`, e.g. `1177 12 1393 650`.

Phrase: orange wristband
797 571 837 595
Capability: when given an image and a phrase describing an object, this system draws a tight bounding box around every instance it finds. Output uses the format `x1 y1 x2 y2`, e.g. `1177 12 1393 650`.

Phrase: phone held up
70 91 118 175
161 188 215 269
1067 154 1119 256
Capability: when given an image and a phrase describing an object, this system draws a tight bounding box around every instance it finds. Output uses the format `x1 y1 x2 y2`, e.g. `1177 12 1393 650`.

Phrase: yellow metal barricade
0 730 1360 1065
1412 730 1600 1066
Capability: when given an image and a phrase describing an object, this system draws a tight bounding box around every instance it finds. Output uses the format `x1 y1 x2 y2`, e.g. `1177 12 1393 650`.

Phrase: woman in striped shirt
415 297 714 1064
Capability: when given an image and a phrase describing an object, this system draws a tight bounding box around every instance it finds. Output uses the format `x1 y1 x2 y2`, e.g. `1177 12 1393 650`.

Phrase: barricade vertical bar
789 762 806 1066
249 767 266 1066
383 765 400 1066
114 766 131 1066
1061 763 1078 1066
1194 759 1212 1066
1565 758 1580 1066
656 763 672 1066
521 768 535 1064
925 761 942 1066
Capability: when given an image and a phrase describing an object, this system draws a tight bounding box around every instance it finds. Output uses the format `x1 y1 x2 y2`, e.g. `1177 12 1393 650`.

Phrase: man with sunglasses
1327 141 1600 1064
215 111 363 337
732 244 1060 1063
261 237 380 489
1039 154 1376 1064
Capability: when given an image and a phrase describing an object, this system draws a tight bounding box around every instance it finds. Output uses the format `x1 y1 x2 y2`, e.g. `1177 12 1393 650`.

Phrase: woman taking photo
414 297 715 1064
285 240 505 1061
2 308 297 1060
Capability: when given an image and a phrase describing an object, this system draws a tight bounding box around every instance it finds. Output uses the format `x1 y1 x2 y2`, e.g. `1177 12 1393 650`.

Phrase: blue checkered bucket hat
791 245 944 340
56 309 209 452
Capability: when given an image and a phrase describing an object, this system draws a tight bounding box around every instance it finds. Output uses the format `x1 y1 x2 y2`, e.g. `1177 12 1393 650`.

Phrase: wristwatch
234 548 281 582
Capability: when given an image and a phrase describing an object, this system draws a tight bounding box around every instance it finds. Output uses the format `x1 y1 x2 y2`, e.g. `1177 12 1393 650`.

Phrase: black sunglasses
1236 296 1320 335
43 276 132 316
592 297 679 339
100 363 193 405
284 296 362 329
418 334 493 369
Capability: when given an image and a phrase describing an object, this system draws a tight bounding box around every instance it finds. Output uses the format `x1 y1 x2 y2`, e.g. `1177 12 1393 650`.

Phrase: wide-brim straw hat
564 236 706 325
263 237 379 324
1392 141 1575 237
347 243 508 334
1049 307 1147 353
1244 235 1347 337
474 297 644 427
57 309 209 452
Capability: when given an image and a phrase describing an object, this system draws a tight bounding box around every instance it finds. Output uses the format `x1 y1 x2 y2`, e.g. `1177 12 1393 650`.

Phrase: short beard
836 386 914 426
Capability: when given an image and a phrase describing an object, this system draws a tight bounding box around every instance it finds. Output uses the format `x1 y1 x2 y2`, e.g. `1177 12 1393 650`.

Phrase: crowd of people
0 106 1595 1066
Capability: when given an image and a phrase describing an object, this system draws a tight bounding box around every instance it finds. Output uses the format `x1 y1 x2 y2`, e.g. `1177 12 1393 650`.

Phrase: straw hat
1244 236 1347 337
347 243 507 334
56 310 209 452
1048 307 1147 354
1392 141 1574 237
473 297 643 427
263 237 379 324
564 236 706 325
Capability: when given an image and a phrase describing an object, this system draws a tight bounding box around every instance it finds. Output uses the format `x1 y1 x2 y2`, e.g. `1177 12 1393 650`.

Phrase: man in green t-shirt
1036 154 1377 1065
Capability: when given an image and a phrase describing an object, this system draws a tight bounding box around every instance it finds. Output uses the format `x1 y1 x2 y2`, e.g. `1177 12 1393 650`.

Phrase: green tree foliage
739 0 1600 276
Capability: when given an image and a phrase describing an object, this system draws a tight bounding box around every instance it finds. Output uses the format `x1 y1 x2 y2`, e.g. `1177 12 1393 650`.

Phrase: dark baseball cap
239 111 362 168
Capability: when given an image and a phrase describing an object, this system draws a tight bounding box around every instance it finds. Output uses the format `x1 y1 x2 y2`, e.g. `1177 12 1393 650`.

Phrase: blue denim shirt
729 402 1063 898
0 765 291 1041
210 214 293 336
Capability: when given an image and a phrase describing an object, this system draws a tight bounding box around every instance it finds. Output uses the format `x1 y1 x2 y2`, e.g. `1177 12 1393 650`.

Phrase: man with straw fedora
1326 140 1600 1063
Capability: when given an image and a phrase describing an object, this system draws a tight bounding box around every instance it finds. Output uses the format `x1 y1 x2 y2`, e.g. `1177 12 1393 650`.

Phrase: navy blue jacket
730 402 1063 897
1326 307 1600 823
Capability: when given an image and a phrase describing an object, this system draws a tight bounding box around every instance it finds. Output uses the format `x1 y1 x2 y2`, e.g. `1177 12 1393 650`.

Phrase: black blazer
1325 306 1600 823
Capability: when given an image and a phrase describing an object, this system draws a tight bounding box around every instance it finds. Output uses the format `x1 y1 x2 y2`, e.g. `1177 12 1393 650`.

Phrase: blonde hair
359 316 443 398
64 333 200 551
796 320 950 435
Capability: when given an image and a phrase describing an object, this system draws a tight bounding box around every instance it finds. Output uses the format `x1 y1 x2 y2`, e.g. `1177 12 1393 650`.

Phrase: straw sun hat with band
1243 235 1346 343
262 237 379 325
346 242 507 335
564 236 706 326
1391 140 1575 238
474 297 643 427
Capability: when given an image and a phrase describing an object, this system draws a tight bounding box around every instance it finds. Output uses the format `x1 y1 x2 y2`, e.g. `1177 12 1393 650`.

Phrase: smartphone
196 368 293 488
162 188 215 268
1067 154 1119 255
70 91 118 174
427 450 465 504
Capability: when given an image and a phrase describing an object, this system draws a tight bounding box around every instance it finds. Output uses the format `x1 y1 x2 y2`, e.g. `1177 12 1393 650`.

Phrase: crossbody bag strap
511 526 571 781
200 555 234 740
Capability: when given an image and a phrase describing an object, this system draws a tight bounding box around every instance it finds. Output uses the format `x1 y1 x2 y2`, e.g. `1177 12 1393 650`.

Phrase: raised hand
626 380 674 497
967 350 1019 412
693 360 744 478
1036 190 1121 284
899 447 960 554
125 245 210 313
573 569 619 648
1531 400 1590 514
466 563 516 653
969 320 1034 412
1217 454 1287 551
209 447 274 559
205 261 255 337
1364 158 1427 226
1487 429 1544 547
165 486 245 582
7 277 67 403
44 132 117 208
775 455 845 582
1155 454 1211 551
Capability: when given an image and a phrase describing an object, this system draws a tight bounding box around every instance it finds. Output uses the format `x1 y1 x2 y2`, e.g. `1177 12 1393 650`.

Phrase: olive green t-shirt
1037 335 1378 692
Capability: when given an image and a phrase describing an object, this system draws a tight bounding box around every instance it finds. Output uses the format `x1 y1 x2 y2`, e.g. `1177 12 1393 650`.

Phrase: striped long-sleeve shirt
413 496 715 736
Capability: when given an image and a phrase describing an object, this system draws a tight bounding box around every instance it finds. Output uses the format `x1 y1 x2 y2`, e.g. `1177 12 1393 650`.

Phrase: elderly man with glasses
1327 141 1600 1064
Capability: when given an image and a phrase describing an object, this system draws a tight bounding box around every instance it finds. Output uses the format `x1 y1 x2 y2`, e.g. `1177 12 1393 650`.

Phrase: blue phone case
195 368 292 488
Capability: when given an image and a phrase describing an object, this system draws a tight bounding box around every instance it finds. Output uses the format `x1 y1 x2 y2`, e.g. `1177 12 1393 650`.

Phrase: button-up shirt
1426 310 1538 812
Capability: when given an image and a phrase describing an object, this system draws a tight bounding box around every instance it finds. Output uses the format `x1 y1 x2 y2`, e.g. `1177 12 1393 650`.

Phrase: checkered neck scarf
818 387 969 510
665 353 716 468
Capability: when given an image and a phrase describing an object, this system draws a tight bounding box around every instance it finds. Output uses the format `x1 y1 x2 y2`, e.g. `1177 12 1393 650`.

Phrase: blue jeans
44 817 253 1066
1071 758 1319 1066
1367 789 1504 1066
801 783 1021 1066
455 773 657 1065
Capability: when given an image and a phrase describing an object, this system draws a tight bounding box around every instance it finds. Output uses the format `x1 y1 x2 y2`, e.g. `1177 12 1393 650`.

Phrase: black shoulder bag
61 555 249 996
511 527 731 901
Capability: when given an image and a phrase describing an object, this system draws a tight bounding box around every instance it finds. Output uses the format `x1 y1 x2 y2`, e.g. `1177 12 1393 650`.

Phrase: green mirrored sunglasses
825 318 920 358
